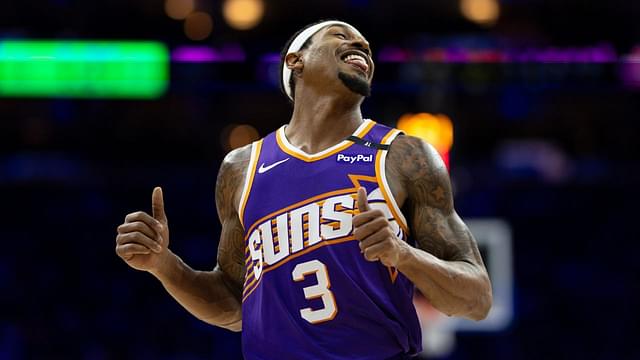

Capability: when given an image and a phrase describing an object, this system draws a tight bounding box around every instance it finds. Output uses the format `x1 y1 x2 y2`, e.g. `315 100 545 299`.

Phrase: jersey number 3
292 260 338 324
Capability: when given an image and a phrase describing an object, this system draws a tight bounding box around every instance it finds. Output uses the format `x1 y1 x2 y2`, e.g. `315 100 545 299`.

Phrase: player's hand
353 187 408 267
115 187 171 273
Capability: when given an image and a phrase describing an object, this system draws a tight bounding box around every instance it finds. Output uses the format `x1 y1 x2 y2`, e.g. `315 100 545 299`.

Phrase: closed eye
334 33 347 40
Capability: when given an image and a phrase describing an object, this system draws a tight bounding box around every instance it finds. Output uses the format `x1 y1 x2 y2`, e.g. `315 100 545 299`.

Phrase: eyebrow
323 25 373 53
326 25 347 31
324 25 368 42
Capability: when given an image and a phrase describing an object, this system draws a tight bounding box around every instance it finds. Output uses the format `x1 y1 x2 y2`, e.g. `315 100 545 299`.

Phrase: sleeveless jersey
238 120 422 360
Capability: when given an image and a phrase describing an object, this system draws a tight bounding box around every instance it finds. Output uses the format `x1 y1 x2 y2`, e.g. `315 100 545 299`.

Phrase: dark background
1 0 639 359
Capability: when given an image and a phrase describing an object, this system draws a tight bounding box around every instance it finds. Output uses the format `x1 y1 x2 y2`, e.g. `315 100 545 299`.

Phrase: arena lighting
460 0 500 27
184 12 213 41
620 46 640 89
397 113 453 168
221 123 260 151
172 46 221 62
171 45 246 62
164 0 195 20
223 0 265 30
0 41 168 99
377 44 618 63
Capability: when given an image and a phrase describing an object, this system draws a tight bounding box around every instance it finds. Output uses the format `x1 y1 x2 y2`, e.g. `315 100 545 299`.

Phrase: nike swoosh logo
258 158 290 174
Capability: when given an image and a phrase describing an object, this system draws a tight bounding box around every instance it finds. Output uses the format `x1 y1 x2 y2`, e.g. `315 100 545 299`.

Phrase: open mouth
340 50 370 75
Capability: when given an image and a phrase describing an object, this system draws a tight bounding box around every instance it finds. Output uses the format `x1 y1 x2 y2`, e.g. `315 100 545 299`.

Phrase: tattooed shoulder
386 135 453 214
387 135 483 264
215 143 253 219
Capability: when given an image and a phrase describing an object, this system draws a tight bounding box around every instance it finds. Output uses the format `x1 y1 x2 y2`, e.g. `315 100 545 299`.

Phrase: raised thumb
152 186 167 224
357 187 371 213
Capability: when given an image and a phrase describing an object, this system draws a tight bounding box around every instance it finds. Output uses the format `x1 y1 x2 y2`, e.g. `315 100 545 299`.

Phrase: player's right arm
115 145 251 332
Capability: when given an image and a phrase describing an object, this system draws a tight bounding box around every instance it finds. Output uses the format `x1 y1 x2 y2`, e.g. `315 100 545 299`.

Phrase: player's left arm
353 135 492 321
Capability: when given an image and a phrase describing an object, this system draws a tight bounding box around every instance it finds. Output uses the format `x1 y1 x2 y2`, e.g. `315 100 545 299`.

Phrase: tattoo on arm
386 135 492 319
214 144 252 301
387 135 485 266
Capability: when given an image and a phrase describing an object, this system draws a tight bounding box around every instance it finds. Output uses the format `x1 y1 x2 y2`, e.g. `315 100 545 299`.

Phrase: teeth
343 54 365 63
342 53 367 70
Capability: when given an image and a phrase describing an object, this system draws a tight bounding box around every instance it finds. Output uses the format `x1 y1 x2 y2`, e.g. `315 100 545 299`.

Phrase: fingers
362 241 388 262
117 221 158 240
116 232 162 253
116 243 152 260
358 226 394 252
353 216 389 241
352 209 385 228
116 188 168 266
125 211 163 233
152 187 167 224
357 187 371 213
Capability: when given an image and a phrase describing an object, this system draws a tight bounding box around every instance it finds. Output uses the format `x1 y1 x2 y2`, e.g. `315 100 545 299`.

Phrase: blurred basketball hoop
413 219 514 357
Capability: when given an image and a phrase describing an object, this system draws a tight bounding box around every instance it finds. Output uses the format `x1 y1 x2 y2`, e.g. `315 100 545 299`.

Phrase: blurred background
1 0 639 359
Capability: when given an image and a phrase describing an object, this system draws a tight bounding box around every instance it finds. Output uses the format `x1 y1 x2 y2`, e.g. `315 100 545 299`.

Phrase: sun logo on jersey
242 175 406 302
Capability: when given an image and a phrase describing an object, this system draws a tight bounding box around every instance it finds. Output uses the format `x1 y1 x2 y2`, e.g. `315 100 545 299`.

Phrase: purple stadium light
378 46 412 62
220 44 246 62
172 46 222 62
586 43 618 63
260 53 281 63
620 46 640 89
444 48 469 63
378 43 618 64
172 44 246 63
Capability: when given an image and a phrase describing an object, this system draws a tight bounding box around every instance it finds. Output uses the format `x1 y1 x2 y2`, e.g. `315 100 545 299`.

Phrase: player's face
304 25 374 97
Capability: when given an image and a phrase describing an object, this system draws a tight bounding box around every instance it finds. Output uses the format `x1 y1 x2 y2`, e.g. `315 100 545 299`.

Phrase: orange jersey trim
238 139 263 229
387 266 399 283
375 129 409 234
275 120 376 162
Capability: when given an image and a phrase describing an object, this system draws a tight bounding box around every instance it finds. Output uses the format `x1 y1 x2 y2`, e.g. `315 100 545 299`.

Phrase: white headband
282 20 363 101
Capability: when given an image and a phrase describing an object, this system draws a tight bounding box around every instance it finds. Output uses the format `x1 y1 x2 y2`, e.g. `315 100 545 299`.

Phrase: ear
285 52 304 76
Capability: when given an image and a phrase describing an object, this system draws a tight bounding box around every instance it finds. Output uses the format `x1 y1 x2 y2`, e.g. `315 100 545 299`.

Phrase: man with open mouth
116 20 492 360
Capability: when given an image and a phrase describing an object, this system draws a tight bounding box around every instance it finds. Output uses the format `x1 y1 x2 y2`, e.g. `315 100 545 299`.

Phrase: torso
235 120 422 360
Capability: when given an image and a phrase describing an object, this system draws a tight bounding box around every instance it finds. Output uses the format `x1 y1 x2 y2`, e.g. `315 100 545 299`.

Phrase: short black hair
279 19 338 102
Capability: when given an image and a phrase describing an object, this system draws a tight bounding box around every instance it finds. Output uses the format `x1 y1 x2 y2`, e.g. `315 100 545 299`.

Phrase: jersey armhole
374 129 409 234
238 139 263 230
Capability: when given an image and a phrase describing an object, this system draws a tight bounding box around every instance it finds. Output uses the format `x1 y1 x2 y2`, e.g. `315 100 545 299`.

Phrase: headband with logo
282 20 363 101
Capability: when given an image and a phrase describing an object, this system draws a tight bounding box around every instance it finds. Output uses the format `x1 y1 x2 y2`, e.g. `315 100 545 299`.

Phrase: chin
338 71 371 97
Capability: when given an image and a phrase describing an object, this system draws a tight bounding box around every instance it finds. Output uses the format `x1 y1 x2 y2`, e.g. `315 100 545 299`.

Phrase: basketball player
115 20 492 359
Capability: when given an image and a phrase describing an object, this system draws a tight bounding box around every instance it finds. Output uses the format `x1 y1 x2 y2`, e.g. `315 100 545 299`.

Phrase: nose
349 37 371 56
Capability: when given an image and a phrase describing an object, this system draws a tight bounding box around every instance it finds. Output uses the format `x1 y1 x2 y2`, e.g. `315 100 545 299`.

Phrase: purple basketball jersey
238 120 422 359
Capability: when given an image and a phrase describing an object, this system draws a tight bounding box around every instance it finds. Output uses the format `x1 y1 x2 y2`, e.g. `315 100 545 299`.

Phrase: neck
286 86 364 154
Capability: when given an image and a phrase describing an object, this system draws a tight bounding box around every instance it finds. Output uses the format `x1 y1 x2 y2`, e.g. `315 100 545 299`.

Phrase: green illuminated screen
0 41 169 99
